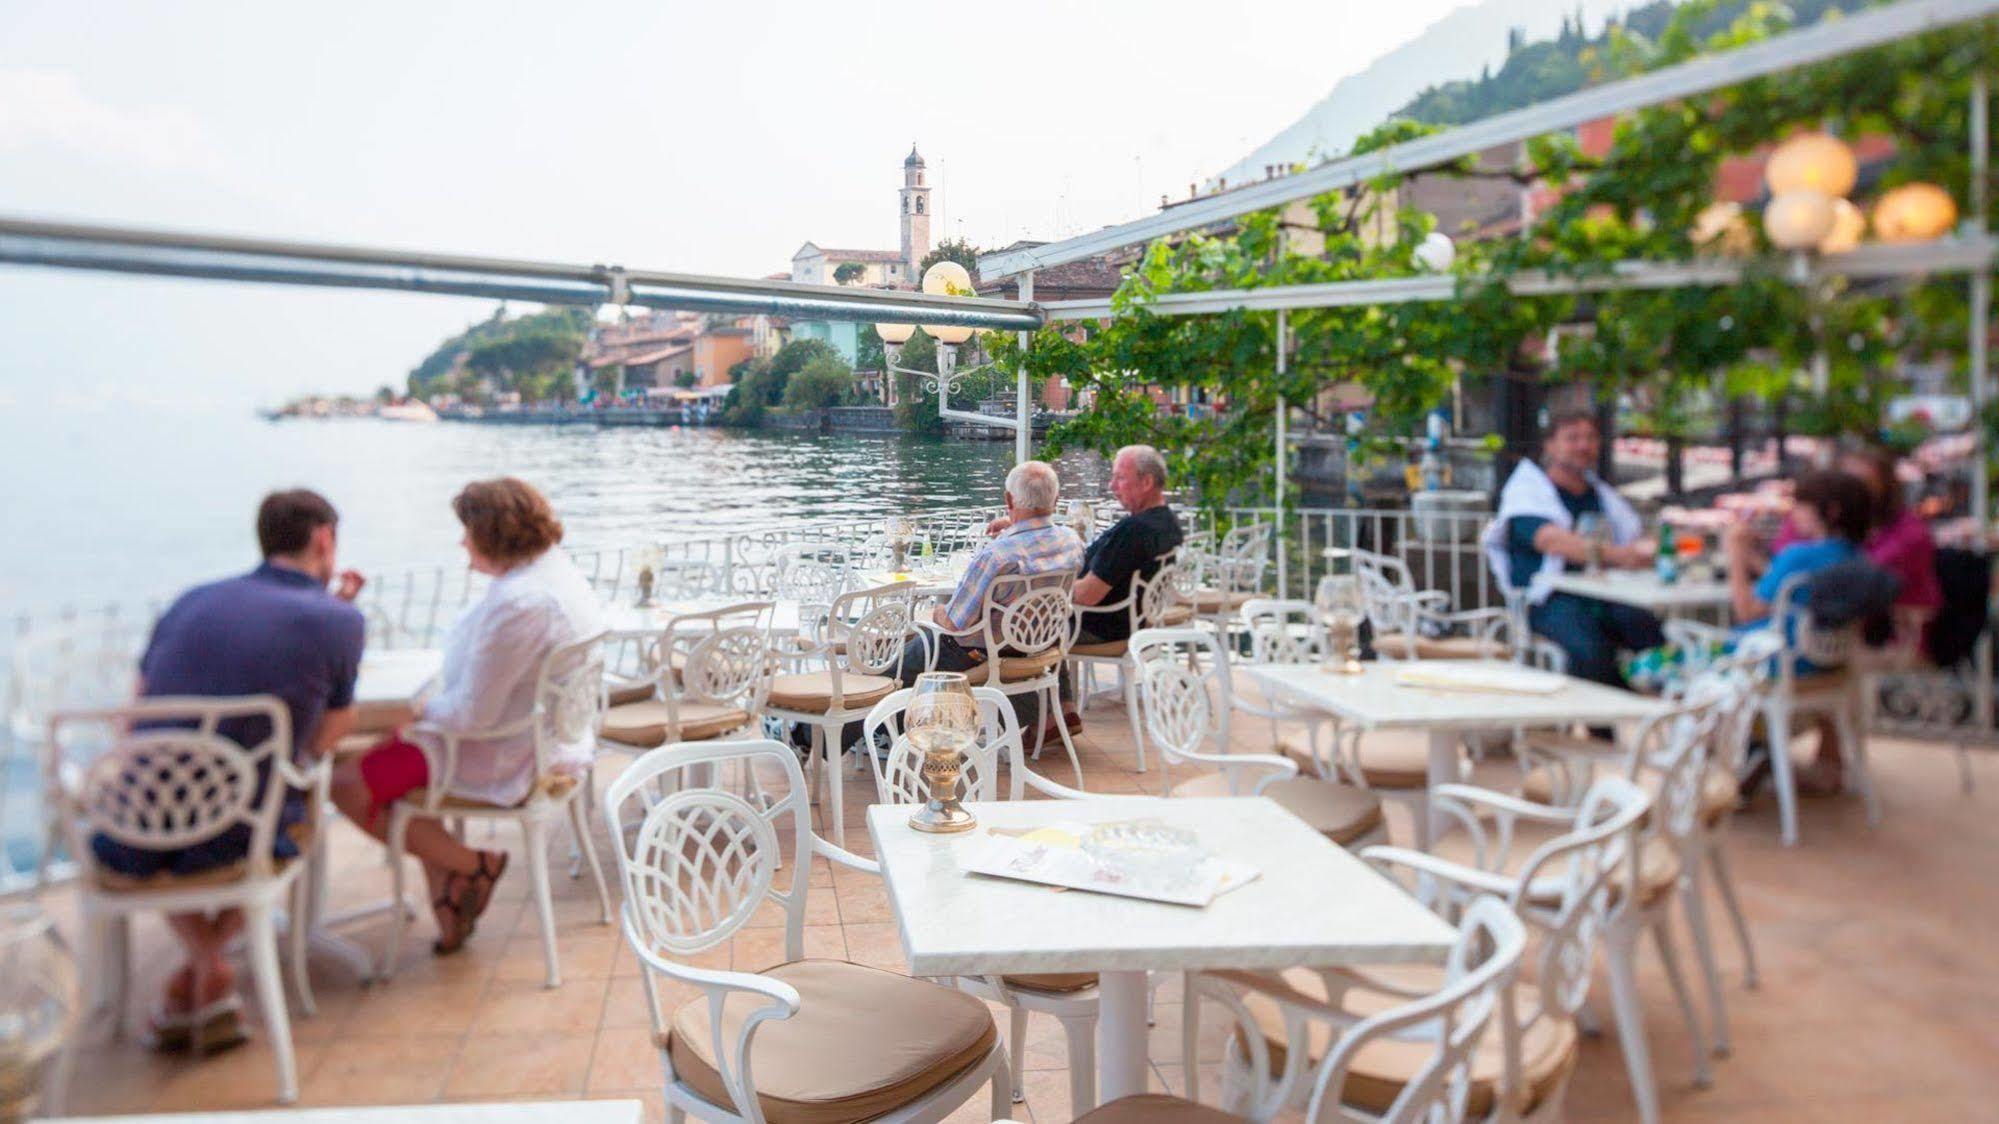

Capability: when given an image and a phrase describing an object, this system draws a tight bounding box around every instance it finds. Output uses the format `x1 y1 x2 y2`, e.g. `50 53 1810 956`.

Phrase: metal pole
1969 71 1992 740
1016 271 1035 465
1275 309 1289 597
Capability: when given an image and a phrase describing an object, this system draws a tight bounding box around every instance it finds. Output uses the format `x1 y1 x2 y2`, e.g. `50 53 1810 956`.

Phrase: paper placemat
959 821 1259 907
1392 663 1567 695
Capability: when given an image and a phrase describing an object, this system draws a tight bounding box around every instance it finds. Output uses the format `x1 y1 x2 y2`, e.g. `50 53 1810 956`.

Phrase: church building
785 145 932 364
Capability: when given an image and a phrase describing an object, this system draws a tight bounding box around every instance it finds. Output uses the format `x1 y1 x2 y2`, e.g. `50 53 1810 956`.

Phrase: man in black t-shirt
984 446 1183 740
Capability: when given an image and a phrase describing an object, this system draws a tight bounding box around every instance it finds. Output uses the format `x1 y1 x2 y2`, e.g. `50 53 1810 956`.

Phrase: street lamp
1763 190 1837 251
1766 131 1858 197
1872 182 1959 242
875 321 915 405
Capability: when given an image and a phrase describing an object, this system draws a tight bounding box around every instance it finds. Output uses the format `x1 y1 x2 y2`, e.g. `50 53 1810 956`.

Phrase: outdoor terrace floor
36 700 1999 1123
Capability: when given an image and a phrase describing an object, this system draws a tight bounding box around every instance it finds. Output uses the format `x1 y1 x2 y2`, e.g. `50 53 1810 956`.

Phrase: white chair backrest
1239 598 1322 665
1352 549 1420 639
1521 776 1649 1020
862 685 1019 807
49 695 294 882
1212 522 1273 593
602 738 814 961
982 571 1079 658
776 551 848 610
653 558 724 600
1287 898 1526 1124
1629 691 1722 852
1129 628 1237 770
1770 571 1856 672
532 631 609 776
667 606 774 713
827 583 917 677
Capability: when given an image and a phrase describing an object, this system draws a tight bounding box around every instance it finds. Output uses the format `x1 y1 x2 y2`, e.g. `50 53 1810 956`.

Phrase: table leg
1097 969 1151 1103
1422 729 1458 850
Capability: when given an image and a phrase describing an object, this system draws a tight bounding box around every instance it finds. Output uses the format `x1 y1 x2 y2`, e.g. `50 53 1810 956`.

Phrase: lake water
0 405 1108 880
0 407 1104 620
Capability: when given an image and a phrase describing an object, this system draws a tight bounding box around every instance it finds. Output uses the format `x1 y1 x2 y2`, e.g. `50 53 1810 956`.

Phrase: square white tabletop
866 795 1456 977
1539 570 1731 613
53 1100 645 1124
353 648 443 708
1246 660 1667 733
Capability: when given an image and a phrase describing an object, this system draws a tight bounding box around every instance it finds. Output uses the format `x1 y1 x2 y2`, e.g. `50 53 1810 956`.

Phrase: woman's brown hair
451 477 563 566
1792 470 1873 545
1840 443 1905 527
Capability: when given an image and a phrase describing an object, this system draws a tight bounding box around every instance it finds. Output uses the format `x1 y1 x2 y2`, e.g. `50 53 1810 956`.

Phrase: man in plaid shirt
898 460 1083 683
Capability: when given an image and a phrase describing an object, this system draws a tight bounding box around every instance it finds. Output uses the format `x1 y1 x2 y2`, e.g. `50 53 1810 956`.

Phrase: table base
1097 969 1151 1103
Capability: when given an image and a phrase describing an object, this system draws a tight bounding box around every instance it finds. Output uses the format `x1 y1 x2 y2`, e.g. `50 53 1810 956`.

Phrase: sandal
147 968 245 1055
433 850 509 956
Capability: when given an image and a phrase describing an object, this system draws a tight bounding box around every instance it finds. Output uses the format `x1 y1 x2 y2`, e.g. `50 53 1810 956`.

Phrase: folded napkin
1392 663 1567 695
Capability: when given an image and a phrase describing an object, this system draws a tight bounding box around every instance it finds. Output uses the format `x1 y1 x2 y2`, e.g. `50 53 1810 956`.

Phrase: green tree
919 238 982 278
674 370 700 390
833 262 867 285
783 354 857 410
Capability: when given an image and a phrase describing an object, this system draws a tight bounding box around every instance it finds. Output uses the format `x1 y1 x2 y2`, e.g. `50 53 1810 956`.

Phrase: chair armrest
811 833 880 876
1359 844 1522 899
1430 782 1576 827
1197 752 1299 796
1410 590 1453 612
1017 768 1091 800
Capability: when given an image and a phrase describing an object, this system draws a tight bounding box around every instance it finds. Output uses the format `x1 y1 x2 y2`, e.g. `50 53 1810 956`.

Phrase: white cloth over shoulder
416 549 606 806
1480 459 1642 606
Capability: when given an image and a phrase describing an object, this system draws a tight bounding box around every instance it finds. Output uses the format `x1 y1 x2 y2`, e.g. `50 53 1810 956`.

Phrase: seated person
332 477 604 954
1480 409 1662 688
96 489 366 1051
898 460 1083 687
1047 445 1181 737
1724 470 1872 794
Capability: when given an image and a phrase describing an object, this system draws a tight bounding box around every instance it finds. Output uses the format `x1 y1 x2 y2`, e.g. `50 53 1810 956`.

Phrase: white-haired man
898 460 1083 682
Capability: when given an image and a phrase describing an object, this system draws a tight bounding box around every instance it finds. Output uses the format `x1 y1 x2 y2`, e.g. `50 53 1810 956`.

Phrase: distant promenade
436 403 717 428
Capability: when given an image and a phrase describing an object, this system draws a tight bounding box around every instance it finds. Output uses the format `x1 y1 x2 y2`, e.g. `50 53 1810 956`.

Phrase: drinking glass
1315 575 1365 674
1576 513 1607 573
905 672 980 833
0 903 78 1121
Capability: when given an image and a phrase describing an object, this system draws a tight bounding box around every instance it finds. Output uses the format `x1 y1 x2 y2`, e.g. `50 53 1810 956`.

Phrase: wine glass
1315 575 1366 675
1066 498 1094 541
0 903 79 1121
883 515 915 573
904 672 980 833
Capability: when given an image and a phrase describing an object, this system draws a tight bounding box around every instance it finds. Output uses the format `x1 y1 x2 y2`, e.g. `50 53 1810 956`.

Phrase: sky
0 0 1476 405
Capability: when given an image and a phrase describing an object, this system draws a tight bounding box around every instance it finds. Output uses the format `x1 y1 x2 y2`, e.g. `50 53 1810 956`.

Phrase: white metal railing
6 501 1991 893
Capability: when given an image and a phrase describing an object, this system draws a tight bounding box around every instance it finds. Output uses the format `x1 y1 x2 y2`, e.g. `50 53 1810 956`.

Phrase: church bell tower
899 143 931 279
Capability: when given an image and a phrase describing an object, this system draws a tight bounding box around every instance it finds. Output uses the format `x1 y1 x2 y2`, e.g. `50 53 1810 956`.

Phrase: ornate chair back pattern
532 632 609 777
829 585 917 677
1523 776 1650 1020
974 572 1078 665
862 685 1017 808
52 696 294 881
1239 598 1323 666
677 625 773 714
1129 628 1235 770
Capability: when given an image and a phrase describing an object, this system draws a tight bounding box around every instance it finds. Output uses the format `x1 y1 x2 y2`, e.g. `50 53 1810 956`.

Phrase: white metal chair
1110 897 1526 1124
1398 700 1719 1124
45 696 328 1107
1066 553 1191 775
1189 521 1273 632
766 583 917 847
382 632 613 988
1352 775 1651 1122
599 605 774 755
1750 571 1879 846
916 571 1086 787
603 737 1012 1124
1353 549 1510 661
1130 628 1388 849
862 686 1097 1110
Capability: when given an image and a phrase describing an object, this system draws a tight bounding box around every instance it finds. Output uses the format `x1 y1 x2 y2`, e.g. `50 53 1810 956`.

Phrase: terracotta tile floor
36 701 1999 1123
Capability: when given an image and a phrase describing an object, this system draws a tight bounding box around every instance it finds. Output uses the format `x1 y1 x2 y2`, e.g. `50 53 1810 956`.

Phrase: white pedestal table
866 796 1456 1109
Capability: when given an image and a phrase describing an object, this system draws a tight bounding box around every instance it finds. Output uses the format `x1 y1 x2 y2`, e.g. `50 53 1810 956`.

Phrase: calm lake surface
0 407 1105 619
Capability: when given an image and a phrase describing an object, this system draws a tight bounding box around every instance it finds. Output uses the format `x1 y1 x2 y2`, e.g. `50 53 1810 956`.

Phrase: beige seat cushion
1371 632 1508 660
1077 1093 1242 1123
1520 762 1739 825
1278 736 1432 791
1001 972 1098 993
998 648 1064 683
1159 604 1196 627
767 671 898 714
1431 822 1682 909
92 821 313 893
1070 639 1128 658
605 678 654 707
601 699 752 746
1191 589 1254 612
403 772 581 812
1228 964 1579 1117
1171 774 1384 846
665 959 997 1124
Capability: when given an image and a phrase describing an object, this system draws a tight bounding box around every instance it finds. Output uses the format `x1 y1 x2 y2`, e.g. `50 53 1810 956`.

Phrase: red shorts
357 734 430 827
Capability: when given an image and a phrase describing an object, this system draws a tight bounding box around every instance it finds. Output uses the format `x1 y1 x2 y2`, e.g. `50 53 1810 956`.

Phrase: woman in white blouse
332 477 605 953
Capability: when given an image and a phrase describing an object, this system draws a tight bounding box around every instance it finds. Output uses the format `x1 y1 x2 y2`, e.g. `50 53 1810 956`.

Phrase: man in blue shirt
101 489 366 1049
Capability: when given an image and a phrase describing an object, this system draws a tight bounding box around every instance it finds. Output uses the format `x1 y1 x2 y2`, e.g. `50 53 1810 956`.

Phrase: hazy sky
0 0 1472 405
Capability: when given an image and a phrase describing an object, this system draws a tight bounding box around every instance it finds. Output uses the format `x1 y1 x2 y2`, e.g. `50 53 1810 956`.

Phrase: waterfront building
786 145 933 365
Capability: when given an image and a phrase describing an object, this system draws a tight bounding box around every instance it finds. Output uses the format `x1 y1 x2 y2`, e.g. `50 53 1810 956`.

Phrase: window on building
915 197 925 214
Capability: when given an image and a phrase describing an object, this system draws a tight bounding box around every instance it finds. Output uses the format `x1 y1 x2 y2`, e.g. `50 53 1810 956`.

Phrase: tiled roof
815 248 906 263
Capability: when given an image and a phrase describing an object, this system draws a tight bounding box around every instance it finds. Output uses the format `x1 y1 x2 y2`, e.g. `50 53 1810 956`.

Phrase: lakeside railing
6 502 1990 894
